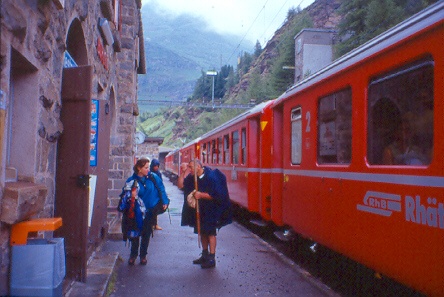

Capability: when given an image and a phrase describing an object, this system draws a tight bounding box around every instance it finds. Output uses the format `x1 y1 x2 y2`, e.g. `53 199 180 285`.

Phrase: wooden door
55 66 92 282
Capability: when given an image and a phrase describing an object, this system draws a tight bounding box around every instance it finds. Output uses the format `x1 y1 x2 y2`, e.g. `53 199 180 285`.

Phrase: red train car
165 139 200 177
272 3 443 296
180 138 200 165
192 101 275 217
164 149 180 176
169 3 443 296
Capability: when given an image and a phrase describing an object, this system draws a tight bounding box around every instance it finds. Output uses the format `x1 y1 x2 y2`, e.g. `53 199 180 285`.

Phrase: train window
224 134 230 164
202 143 207 163
211 139 217 164
218 137 223 164
207 141 211 164
317 88 352 164
241 128 247 164
368 58 434 165
232 131 239 164
291 108 302 164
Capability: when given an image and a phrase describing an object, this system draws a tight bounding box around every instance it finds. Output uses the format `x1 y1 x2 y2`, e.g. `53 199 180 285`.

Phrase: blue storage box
10 238 65 297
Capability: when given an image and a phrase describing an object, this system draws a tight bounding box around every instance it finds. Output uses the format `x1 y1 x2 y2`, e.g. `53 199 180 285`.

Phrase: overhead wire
257 0 291 45
224 0 307 66
224 0 270 65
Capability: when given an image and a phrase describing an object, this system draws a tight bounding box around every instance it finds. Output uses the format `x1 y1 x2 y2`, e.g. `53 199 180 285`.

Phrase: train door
258 104 273 221
246 120 260 213
271 106 284 225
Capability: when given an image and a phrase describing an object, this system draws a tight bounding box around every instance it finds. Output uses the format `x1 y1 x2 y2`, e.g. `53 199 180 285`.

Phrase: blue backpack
211 168 233 228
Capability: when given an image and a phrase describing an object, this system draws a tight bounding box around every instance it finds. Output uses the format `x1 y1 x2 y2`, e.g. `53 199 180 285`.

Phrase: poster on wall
90 100 99 166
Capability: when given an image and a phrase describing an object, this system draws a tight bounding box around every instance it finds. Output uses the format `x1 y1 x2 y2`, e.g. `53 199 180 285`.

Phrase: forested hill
138 0 437 148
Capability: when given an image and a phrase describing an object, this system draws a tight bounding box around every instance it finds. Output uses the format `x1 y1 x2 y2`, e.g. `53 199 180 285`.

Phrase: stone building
0 0 145 294
136 136 164 160
294 28 336 83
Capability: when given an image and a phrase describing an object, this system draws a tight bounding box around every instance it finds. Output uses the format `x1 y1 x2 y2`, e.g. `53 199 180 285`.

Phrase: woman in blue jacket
123 157 169 265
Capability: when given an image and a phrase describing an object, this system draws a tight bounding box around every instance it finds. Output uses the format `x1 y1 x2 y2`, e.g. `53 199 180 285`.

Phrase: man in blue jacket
178 159 232 268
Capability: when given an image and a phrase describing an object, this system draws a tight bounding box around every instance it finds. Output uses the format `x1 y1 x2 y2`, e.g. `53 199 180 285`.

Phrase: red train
165 3 443 296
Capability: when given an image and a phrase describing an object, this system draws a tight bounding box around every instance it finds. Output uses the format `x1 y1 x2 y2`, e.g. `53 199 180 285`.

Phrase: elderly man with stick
178 159 232 269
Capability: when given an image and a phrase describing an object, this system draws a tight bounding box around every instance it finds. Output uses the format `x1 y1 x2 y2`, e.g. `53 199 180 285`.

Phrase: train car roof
181 137 201 149
198 100 275 140
165 148 179 157
273 1 443 107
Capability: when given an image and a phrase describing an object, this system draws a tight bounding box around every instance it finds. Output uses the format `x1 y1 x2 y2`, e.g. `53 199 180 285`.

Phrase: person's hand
194 191 210 200
180 163 189 174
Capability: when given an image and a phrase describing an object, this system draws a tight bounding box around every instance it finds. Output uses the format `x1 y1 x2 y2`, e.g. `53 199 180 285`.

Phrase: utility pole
206 71 217 108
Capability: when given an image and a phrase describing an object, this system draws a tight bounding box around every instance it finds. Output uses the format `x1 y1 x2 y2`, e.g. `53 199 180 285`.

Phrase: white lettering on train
357 191 401 217
358 191 444 229
405 196 444 229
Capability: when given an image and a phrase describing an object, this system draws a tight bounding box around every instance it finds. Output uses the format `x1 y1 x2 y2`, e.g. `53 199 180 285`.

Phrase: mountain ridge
138 3 254 109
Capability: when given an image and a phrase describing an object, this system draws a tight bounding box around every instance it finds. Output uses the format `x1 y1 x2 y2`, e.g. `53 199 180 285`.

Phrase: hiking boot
128 257 136 265
192 250 208 265
201 258 216 269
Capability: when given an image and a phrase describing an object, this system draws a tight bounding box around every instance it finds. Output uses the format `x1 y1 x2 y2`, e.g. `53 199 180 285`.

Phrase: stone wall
0 0 144 294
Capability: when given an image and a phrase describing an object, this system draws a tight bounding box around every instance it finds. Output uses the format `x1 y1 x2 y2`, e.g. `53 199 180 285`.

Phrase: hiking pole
194 158 201 248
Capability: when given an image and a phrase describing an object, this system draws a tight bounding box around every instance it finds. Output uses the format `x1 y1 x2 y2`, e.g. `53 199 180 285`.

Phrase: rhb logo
357 191 444 229
357 191 402 217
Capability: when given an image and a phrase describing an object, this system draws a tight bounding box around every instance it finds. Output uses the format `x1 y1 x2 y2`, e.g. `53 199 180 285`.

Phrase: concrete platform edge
64 251 121 297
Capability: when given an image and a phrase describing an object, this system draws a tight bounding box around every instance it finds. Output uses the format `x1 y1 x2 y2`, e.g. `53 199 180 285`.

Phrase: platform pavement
65 175 339 297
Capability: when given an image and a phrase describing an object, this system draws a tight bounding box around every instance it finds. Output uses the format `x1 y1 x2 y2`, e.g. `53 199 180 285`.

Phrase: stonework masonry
0 0 145 294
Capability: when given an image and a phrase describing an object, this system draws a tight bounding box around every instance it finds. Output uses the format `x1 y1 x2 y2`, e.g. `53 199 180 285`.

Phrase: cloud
142 0 314 44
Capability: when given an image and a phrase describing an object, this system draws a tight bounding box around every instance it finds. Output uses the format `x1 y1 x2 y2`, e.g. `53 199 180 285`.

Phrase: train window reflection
211 139 217 164
232 131 239 164
207 141 211 164
368 58 433 165
224 134 230 164
317 88 352 164
218 137 223 164
291 108 302 164
202 143 207 163
241 128 246 165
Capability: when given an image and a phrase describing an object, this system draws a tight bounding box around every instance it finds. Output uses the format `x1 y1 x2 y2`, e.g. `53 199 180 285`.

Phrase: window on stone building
7 49 39 180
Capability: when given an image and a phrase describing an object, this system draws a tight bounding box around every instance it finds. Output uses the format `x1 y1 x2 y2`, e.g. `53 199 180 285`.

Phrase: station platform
66 176 339 297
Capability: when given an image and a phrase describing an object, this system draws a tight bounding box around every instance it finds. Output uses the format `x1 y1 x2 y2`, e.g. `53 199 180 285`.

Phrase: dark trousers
130 215 153 258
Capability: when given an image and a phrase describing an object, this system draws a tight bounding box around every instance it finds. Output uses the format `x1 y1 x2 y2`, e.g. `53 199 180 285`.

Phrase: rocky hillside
226 0 341 101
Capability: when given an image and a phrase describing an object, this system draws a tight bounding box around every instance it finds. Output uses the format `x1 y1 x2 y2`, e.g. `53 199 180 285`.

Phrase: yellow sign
260 121 268 131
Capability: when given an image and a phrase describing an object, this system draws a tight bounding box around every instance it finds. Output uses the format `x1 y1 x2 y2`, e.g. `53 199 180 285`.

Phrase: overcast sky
141 0 316 45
